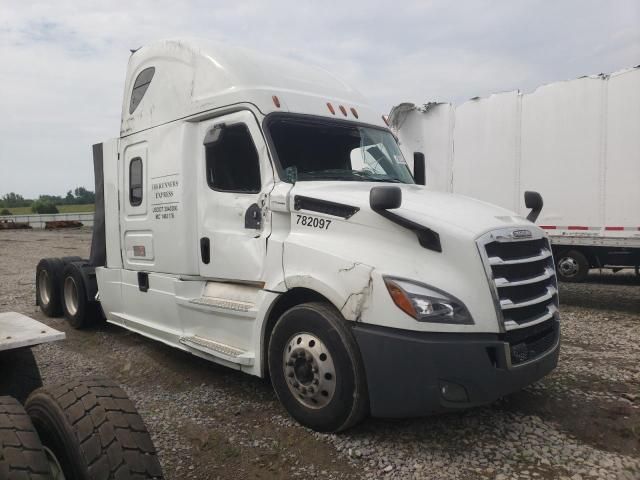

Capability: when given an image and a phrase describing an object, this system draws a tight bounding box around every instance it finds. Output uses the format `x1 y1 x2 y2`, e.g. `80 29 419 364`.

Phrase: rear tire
61 256 83 265
36 258 64 317
61 263 97 329
556 249 590 282
0 396 52 479
268 302 369 432
0 348 43 403
25 378 163 479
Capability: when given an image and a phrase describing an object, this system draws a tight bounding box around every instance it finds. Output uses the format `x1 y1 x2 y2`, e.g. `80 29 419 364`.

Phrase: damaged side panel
338 262 374 320
283 242 374 321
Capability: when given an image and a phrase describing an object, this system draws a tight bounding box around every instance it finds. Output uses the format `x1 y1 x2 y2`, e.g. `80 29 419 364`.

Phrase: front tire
556 249 590 282
25 378 163 479
268 302 368 432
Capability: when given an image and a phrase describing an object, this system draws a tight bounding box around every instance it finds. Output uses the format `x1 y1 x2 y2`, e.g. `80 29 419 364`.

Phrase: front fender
282 244 374 321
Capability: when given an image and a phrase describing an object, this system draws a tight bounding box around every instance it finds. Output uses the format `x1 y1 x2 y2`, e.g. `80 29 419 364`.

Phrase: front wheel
556 249 590 282
268 302 368 432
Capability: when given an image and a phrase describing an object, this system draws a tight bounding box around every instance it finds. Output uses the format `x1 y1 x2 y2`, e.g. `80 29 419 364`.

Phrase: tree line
0 188 95 214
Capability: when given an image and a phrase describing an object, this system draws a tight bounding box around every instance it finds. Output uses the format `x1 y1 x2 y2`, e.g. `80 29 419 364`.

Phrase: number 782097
295 214 332 230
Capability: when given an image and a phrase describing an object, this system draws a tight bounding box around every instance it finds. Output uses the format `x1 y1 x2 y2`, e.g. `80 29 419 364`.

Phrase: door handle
245 203 262 229
200 237 210 264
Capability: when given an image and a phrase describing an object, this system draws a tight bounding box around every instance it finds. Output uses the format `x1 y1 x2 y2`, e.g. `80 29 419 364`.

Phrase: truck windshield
267 116 414 184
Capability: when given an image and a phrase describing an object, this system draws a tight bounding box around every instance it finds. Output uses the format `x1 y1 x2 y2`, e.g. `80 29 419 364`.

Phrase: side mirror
370 186 402 211
413 152 426 186
524 191 543 223
203 124 226 145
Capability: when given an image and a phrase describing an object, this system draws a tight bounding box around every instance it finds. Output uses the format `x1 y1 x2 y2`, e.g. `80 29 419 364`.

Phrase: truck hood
289 181 531 237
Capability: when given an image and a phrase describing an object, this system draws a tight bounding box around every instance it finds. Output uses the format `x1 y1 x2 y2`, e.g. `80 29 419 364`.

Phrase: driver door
196 110 273 282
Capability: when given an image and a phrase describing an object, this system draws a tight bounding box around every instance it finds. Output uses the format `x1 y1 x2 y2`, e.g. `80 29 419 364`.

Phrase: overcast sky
1 0 638 198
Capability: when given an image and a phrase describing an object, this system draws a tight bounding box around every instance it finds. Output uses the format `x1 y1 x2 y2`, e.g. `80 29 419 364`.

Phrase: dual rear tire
36 258 100 329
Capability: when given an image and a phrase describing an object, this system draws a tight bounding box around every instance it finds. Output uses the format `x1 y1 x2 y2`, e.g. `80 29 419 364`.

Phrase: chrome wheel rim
558 257 579 277
43 446 66 480
38 270 50 306
283 332 336 409
63 276 79 316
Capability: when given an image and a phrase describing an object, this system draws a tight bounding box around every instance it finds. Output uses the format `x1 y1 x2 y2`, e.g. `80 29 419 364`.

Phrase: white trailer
36 39 560 433
390 66 640 282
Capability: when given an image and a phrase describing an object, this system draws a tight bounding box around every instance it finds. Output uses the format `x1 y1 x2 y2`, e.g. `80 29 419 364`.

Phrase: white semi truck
36 39 560 432
390 66 640 282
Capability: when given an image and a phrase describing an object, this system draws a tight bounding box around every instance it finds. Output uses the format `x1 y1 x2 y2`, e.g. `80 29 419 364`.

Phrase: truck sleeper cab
36 39 560 432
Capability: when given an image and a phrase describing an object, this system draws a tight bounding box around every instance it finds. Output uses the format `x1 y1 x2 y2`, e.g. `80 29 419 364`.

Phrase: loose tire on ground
36 258 64 317
25 378 163 480
0 396 52 480
61 262 98 329
268 302 369 432
556 249 590 283
0 348 43 404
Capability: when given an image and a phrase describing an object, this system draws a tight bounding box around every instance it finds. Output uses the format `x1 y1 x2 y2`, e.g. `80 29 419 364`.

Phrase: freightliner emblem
512 229 533 239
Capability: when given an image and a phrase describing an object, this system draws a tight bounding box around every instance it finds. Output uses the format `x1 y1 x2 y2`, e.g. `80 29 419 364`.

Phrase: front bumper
352 319 559 418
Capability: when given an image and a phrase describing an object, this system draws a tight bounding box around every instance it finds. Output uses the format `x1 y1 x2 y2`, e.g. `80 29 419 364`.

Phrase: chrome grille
504 319 558 365
477 228 559 332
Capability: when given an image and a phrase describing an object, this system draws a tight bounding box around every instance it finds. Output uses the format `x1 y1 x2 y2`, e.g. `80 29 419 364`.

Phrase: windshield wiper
297 169 404 183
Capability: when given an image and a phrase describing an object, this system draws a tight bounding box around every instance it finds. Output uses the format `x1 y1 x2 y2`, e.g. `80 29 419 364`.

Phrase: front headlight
384 277 474 324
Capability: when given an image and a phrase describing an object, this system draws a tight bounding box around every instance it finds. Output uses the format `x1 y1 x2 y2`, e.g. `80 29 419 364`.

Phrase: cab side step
179 335 255 366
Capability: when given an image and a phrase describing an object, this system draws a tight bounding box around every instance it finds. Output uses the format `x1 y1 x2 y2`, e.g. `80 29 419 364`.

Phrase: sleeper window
129 158 143 206
129 67 155 114
205 124 261 193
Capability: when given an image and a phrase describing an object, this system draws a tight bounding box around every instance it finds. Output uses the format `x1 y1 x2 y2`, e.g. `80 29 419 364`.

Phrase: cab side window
205 124 261 193
129 157 143 206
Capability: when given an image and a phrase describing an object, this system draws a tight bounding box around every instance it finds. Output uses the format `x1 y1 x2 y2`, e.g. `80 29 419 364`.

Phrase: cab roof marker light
350 107 359 118
339 105 347 116
272 95 281 108
327 103 335 115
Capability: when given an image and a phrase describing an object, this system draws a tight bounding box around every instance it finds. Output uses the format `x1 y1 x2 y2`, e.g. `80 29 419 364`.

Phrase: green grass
3 204 95 215
56 204 95 213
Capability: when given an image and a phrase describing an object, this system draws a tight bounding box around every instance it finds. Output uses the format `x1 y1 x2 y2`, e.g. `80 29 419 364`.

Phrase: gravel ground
0 229 638 480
